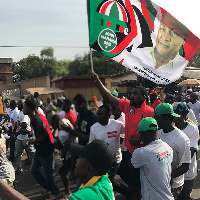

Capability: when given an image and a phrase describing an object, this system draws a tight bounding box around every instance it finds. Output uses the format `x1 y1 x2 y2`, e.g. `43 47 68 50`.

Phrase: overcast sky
0 0 199 62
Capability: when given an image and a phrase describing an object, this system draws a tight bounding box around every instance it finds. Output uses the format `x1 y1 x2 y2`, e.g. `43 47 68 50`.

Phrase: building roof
26 87 64 95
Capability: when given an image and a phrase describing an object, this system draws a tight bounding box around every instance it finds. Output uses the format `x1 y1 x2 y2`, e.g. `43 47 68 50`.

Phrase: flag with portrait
87 0 200 84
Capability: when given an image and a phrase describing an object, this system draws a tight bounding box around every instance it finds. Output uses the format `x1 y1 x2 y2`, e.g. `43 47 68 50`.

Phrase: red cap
149 90 158 96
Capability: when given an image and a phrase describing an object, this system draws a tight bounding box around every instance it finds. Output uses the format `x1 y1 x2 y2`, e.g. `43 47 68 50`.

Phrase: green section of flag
109 2 119 20
87 0 127 58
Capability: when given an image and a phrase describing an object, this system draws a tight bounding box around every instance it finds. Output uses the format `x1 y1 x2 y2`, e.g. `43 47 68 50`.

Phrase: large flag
87 0 200 84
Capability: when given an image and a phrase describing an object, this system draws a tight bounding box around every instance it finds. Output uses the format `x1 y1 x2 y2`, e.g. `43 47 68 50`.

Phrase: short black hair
63 98 72 106
98 105 110 114
129 86 149 105
73 93 88 106
24 100 37 111
51 114 62 123
33 92 40 98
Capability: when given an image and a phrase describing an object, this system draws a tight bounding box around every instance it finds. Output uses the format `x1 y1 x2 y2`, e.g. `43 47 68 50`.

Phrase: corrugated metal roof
26 87 64 95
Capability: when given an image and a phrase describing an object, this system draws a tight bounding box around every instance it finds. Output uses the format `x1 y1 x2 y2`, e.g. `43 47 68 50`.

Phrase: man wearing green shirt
68 140 115 200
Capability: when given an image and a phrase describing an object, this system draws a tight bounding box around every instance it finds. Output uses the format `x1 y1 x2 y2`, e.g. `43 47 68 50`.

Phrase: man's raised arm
91 72 119 108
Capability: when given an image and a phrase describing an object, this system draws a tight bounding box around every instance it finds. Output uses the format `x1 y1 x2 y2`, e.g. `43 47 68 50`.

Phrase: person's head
155 12 188 62
92 96 97 102
111 105 122 119
73 93 89 113
128 86 149 107
62 98 72 113
190 92 198 103
97 105 110 125
4 99 10 108
23 100 37 115
18 99 25 111
164 94 175 104
10 100 17 110
154 103 180 129
47 97 51 104
138 117 158 145
74 140 115 183
173 102 189 127
57 97 63 108
149 90 158 102
33 92 40 99
186 89 193 94
175 93 184 102
51 114 62 130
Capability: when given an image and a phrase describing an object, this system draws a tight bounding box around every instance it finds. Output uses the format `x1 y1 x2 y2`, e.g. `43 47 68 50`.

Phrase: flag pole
90 48 94 73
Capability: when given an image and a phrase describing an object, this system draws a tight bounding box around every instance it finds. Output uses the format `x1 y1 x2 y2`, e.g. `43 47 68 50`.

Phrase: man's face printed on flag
155 13 188 62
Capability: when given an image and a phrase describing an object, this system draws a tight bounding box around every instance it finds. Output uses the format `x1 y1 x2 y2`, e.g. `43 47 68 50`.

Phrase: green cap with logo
154 103 180 117
138 117 158 132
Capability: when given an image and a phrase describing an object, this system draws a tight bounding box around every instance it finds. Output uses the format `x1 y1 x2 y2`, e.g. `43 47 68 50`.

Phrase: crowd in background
0 73 199 200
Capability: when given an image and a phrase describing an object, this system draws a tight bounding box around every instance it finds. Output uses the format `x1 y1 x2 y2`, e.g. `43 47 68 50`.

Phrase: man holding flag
91 72 154 200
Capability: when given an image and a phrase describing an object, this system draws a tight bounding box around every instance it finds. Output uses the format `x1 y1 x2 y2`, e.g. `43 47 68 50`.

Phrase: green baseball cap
111 90 118 97
138 117 158 132
154 103 180 117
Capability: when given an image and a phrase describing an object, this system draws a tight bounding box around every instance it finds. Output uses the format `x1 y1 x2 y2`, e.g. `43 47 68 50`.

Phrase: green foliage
12 48 129 82
12 48 69 82
12 55 45 82
56 60 70 77
40 47 54 59
68 51 129 76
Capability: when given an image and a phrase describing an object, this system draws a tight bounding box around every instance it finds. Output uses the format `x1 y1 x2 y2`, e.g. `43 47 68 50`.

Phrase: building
52 72 138 100
0 58 13 84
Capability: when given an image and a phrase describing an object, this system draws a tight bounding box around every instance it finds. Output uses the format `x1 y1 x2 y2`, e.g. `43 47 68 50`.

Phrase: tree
12 55 44 82
68 51 129 76
55 60 70 77
12 48 58 82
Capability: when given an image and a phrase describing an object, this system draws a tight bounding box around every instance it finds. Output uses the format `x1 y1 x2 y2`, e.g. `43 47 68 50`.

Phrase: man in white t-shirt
110 105 128 184
188 92 200 125
51 114 77 196
154 103 191 200
14 100 35 173
8 100 19 162
89 105 130 199
131 117 174 200
173 102 199 200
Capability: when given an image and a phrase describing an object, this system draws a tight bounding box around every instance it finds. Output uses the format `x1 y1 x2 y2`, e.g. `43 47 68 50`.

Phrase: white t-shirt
6 107 12 127
158 127 191 189
16 111 31 141
131 139 174 200
9 107 19 130
188 101 200 125
110 112 127 151
187 109 198 125
89 119 124 163
181 122 199 180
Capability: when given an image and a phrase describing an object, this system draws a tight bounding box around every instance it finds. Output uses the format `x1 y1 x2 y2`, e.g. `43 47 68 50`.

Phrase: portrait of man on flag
87 0 200 84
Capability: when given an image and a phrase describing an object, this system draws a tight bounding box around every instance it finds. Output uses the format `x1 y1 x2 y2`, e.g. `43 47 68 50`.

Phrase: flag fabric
87 0 200 84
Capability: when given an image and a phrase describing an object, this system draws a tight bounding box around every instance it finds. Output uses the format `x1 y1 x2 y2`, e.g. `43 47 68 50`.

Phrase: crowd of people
0 73 199 200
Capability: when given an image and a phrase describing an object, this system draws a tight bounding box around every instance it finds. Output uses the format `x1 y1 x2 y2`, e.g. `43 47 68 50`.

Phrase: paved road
12 151 200 200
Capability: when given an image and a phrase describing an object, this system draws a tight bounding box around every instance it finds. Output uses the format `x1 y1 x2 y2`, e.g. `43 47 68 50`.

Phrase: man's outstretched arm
0 178 29 200
91 72 119 108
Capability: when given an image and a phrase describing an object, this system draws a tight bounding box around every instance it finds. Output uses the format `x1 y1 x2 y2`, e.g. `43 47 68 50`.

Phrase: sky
0 0 199 63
